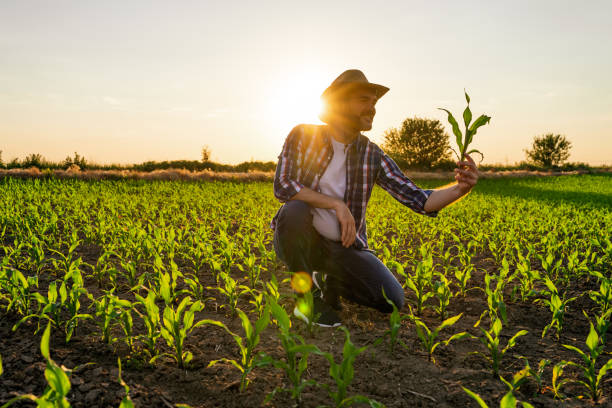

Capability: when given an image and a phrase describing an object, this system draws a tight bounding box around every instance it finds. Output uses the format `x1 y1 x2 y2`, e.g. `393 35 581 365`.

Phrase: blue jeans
273 200 405 313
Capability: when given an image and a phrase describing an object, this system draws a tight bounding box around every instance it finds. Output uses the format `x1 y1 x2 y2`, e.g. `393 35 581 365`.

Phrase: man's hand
334 200 356 248
454 154 479 195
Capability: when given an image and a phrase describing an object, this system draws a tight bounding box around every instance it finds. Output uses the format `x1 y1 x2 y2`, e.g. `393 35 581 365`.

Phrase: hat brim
321 82 389 101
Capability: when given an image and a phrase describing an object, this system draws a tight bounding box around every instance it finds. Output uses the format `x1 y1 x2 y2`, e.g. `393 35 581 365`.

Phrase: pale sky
1 1 611 166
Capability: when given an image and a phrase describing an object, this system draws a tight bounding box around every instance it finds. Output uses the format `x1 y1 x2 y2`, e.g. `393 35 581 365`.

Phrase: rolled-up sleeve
273 125 305 202
376 151 438 217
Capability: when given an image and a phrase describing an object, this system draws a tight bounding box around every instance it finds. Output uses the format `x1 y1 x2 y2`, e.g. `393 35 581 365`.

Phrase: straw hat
319 69 389 124
320 69 389 102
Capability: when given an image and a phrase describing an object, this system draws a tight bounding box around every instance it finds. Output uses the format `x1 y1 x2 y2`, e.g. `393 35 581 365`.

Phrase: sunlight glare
263 69 328 142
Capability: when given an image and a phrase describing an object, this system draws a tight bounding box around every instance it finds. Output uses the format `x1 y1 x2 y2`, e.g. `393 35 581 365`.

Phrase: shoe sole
293 306 342 328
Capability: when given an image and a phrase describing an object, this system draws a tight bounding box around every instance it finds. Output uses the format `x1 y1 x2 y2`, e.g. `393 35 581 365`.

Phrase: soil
1 243 610 408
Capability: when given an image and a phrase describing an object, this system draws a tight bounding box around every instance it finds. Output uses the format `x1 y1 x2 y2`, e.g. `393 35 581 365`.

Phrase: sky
1 0 611 166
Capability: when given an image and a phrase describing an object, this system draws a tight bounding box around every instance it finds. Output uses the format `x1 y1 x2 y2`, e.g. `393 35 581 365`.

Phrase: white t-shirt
311 138 348 241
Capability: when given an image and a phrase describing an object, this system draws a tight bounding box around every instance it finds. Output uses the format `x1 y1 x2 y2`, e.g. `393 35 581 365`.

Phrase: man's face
336 87 378 131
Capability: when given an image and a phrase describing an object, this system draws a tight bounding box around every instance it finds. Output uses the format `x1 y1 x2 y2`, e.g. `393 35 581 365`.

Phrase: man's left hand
454 154 479 194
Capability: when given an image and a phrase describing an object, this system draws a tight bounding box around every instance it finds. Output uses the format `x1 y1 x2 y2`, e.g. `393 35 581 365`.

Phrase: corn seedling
154 296 208 369
91 289 133 345
517 357 550 396
320 326 384 408
208 270 249 317
409 309 470 363
259 297 324 407
561 322 612 403
473 318 528 377
117 358 134 408
372 289 410 354
438 89 491 162
404 246 435 316
550 362 570 399
433 273 453 320
588 271 612 315
205 306 270 392
536 277 577 339
133 290 162 361
462 387 534 408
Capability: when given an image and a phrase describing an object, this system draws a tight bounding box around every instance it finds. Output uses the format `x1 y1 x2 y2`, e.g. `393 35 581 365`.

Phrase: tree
524 133 572 167
382 117 452 169
22 153 44 168
201 145 211 162
63 152 88 169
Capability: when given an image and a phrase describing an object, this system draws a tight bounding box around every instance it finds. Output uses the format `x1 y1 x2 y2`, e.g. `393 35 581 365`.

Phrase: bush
524 133 572 168
382 117 452 170
63 152 88 170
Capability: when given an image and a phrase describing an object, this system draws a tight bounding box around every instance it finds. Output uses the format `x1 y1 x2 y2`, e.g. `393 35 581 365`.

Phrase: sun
262 69 329 140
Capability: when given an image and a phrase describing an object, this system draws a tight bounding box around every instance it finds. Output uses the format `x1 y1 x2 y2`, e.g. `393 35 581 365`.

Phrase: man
270 69 479 327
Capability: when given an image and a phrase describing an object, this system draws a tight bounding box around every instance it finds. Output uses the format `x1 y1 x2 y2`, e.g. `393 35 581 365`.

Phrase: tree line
381 117 581 170
0 122 592 173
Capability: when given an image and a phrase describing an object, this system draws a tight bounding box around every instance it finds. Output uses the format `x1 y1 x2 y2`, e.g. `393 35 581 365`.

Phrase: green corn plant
476 271 508 328
372 289 410 354
154 296 209 369
517 357 550 396
550 362 570 399
1 267 38 316
537 252 562 281
473 317 528 377
433 273 453 320
61 268 92 342
90 289 133 345
87 249 116 289
2 323 72 408
536 277 577 339
245 287 266 318
512 255 541 302
294 288 321 337
183 272 213 304
453 264 473 298
409 310 470 363
259 297 324 407
208 270 249 317
499 364 532 395
154 257 184 305
119 259 144 290
25 235 46 274
13 280 63 333
320 326 384 408
588 271 612 315
238 252 264 288
205 306 270 392
438 89 491 162
583 308 611 346
133 290 161 361
561 322 612 403
404 247 435 316
48 233 82 278
117 358 134 408
462 387 534 408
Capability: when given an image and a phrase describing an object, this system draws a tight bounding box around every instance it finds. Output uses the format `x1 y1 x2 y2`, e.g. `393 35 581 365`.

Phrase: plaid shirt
271 124 438 250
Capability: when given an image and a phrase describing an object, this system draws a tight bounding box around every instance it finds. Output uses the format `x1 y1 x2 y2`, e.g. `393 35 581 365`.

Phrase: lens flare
296 298 311 316
291 271 312 294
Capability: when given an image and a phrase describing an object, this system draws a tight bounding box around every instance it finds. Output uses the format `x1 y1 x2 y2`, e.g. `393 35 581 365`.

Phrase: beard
338 112 372 131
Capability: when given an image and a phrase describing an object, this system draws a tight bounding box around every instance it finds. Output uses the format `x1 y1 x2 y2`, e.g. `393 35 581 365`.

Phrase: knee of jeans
277 200 312 232
378 284 405 313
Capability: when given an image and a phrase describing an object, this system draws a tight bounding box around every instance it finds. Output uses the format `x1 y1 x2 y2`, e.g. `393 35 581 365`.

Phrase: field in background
1 175 611 407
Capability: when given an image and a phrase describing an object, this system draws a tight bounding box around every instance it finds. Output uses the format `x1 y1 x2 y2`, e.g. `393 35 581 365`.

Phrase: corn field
1 174 611 407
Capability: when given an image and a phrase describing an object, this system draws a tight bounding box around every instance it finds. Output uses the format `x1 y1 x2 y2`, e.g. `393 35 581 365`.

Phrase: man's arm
290 187 356 248
423 154 480 212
